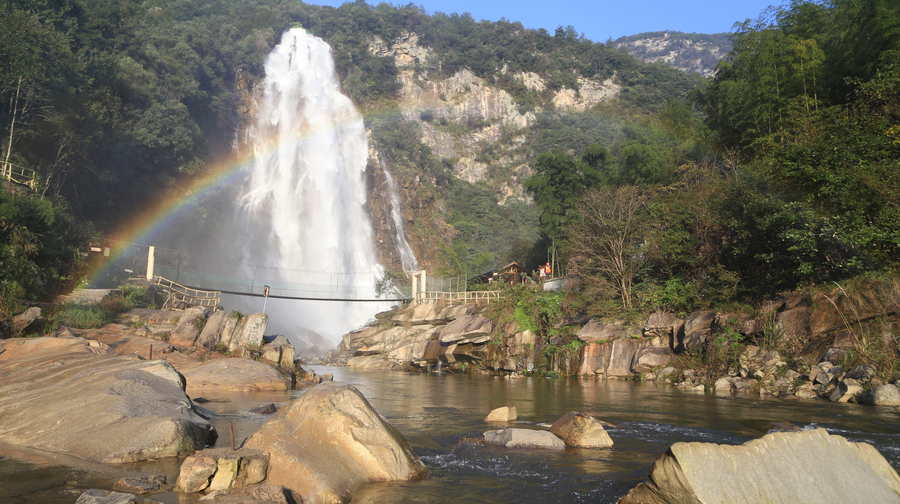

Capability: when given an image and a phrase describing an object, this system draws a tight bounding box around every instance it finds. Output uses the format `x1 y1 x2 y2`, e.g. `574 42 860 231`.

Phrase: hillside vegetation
1 0 898 347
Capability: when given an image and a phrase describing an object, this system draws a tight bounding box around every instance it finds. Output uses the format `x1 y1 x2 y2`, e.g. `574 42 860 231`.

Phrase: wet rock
483 428 565 450
176 454 218 493
732 377 757 392
858 384 900 407
113 475 166 494
549 412 613 448
76 490 162 504
0 337 214 463
320 373 333 382
767 421 801 432
198 484 291 504
795 388 818 399
177 448 269 493
484 406 517 422
243 382 426 503
456 433 486 445
250 403 278 415
714 376 734 391
618 428 900 504
181 358 288 391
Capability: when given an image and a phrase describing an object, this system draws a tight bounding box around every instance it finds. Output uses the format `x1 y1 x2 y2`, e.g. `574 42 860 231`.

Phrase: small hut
469 262 529 286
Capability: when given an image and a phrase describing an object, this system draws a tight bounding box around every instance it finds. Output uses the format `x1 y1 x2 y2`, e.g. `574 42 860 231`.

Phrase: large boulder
858 384 900 407
607 338 646 377
242 382 427 504
10 306 44 334
631 347 674 374
169 306 209 346
618 428 900 504
196 310 229 350
482 428 565 450
484 406 517 422
181 358 288 391
228 313 268 353
549 412 613 448
677 311 716 352
577 341 613 375
438 314 493 344
176 447 268 493
0 337 215 463
578 319 627 343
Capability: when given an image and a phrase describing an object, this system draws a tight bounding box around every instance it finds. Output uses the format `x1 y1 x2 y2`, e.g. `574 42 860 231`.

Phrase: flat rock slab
0 337 214 463
483 428 565 450
181 358 287 391
243 382 427 504
119 309 183 328
71 325 211 372
76 489 162 504
619 428 900 504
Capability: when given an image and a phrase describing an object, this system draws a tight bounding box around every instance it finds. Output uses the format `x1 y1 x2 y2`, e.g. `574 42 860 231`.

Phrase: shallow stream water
2 366 899 503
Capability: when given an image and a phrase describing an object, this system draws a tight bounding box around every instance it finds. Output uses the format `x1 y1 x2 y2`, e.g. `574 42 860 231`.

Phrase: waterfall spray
224 28 410 347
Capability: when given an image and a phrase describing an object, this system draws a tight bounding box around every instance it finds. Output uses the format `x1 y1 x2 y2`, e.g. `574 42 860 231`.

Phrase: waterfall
381 160 419 274
226 28 406 346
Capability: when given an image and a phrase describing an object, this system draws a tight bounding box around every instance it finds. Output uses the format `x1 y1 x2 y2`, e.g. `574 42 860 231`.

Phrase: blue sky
305 0 785 42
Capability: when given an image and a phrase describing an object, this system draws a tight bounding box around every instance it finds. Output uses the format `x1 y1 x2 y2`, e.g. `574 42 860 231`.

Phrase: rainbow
84 101 399 287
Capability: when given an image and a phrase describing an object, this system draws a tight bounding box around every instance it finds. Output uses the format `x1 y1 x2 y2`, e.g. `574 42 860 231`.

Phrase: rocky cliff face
615 31 731 78
362 32 623 270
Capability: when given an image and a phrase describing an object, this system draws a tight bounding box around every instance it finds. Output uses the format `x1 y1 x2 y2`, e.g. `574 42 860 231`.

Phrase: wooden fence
154 276 221 310
2 163 37 189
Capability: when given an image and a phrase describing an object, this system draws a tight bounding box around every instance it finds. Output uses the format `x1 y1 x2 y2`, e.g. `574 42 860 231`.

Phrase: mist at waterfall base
155 29 414 352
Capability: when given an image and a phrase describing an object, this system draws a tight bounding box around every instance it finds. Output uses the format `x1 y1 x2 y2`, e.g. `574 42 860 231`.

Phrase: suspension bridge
89 241 495 309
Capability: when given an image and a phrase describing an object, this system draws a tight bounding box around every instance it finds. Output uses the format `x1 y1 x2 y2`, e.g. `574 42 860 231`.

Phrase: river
2 366 899 503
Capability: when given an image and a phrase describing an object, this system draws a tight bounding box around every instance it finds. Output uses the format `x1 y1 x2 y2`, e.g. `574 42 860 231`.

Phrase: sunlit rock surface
618 428 900 504
243 382 427 503
0 337 214 463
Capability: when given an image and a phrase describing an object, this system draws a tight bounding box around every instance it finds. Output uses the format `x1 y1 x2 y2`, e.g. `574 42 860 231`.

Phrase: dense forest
1 0 899 323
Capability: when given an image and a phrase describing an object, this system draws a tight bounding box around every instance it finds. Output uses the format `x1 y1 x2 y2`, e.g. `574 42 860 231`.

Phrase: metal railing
417 290 502 305
154 276 221 310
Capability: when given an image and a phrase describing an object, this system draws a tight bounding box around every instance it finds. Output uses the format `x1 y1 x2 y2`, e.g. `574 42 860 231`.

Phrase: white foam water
231 28 404 345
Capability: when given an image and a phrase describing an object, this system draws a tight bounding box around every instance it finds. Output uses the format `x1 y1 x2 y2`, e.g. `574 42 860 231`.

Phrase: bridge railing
154 276 221 310
417 290 502 305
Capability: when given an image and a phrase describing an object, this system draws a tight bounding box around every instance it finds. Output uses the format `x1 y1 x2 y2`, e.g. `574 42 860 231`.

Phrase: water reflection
1 367 898 503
